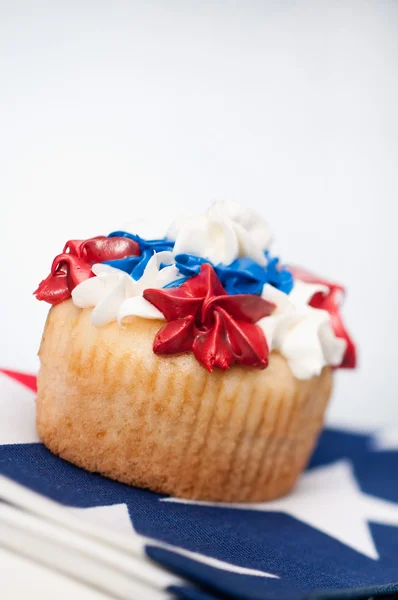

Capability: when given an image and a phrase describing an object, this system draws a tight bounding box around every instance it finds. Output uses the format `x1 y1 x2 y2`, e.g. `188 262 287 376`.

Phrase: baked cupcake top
35 201 356 379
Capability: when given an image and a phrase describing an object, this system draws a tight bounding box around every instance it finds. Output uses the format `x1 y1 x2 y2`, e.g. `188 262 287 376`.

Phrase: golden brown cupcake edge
36 299 332 502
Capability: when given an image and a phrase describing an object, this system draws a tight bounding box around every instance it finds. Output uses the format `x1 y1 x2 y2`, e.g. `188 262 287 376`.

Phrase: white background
1 0 397 429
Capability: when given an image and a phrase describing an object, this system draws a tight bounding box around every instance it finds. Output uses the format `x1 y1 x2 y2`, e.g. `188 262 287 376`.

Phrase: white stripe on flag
0 371 39 444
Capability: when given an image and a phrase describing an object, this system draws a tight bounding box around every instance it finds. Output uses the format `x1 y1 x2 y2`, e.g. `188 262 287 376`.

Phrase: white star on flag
162 460 398 560
372 427 398 451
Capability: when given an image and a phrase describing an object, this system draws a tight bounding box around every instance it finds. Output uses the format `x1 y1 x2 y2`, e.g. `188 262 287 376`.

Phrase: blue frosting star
166 253 294 295
103 232 293 294
264 254 294 294
104 231 174 280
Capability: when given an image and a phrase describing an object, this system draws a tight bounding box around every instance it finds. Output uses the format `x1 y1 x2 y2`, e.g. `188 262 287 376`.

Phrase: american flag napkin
0 368 397 600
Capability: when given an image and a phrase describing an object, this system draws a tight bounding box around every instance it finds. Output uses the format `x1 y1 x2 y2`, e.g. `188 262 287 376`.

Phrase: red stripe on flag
0 369 37 393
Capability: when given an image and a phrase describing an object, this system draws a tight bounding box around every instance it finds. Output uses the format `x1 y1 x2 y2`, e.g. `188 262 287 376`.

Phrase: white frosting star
162 460 398 561
208 199 274 252
71 252 181 326
258 280 346 379
167 200 272 266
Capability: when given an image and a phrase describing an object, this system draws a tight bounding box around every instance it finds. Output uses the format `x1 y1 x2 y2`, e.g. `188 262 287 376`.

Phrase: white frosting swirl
71 252 181 326
208 200 274 252
258 280 346 379
167 200 272 266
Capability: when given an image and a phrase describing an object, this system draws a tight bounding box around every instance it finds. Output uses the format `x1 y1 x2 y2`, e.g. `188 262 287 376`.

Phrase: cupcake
34 201 356 502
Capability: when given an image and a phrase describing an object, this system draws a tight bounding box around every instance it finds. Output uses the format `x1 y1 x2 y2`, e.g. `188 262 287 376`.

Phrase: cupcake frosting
259 280 346 379
168 200 272 266
35 201 356 379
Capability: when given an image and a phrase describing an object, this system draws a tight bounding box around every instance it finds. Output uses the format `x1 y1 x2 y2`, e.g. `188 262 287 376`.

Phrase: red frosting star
143 264 275 371
288 265 356 369
34 236 140 305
